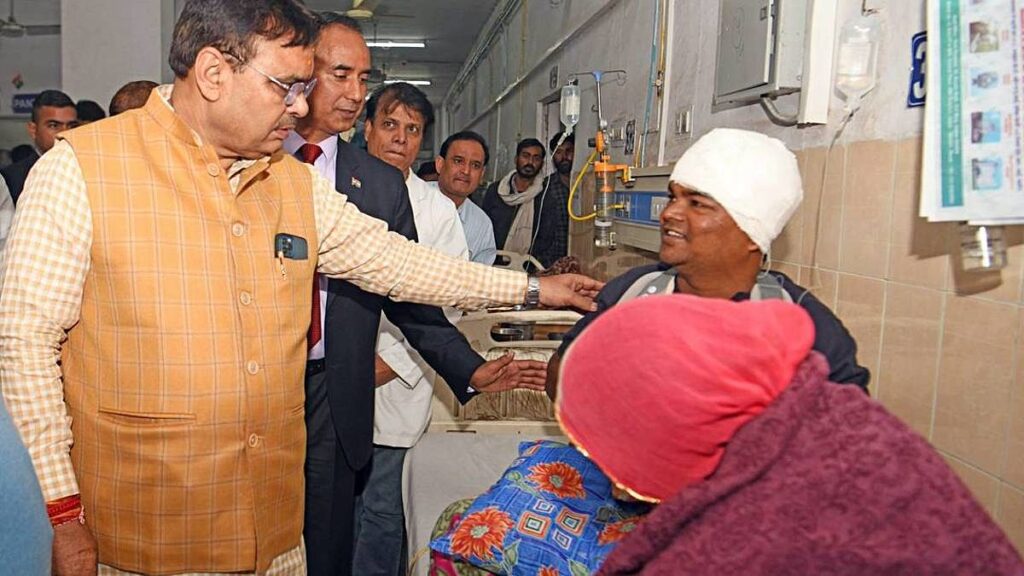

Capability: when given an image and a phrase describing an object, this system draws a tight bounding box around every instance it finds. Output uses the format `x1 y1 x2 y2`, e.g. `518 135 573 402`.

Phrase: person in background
546 131 575 190
108 80 159 116
75 100 107 124
0 0 601 574
415 160 438 182
0 90 77 205
528 131 574 267
557 295 1024 574
546 128 869 400
482 137 570 267
435 131 498 266
10 144 36 164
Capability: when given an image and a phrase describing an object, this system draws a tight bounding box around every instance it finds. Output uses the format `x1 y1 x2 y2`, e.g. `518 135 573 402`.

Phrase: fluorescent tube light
366 41 426 49
384 79 432 86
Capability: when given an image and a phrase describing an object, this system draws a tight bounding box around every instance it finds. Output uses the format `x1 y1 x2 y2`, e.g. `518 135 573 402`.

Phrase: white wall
444 0 928 174
0 0 62 149
446 0 660 180
663 0 926 159
0 0 179 150
61 0 177 115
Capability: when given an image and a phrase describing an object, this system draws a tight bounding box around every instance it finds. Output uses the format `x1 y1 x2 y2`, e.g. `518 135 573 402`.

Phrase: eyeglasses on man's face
223 51 318 106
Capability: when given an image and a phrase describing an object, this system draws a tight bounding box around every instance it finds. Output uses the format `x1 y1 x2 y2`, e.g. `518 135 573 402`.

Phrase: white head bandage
669 128 803 253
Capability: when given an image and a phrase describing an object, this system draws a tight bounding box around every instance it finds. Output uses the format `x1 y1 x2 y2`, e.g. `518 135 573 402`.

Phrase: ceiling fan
0 0 61 38
344 0 383 20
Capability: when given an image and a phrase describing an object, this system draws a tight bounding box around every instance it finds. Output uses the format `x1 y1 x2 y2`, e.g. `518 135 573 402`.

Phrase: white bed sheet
403 431 566 575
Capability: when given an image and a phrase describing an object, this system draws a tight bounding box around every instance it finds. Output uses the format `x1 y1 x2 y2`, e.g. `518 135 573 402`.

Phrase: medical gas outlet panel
609 165 673 253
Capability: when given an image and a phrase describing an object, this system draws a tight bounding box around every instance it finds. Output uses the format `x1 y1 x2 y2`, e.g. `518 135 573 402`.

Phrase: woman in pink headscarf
557 295 1023 575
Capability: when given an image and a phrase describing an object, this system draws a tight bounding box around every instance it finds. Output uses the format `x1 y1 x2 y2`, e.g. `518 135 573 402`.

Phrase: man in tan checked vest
0 1 602 575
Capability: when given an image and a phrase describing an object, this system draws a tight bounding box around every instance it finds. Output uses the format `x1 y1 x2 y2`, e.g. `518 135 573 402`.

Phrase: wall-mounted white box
713 0 809 106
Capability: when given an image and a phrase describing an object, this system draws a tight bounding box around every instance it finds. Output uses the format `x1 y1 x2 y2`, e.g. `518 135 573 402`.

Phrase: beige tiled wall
568 136 1023 552
774 137 1024 552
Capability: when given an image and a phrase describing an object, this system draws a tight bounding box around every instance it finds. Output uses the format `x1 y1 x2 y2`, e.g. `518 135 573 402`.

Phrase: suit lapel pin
351 177 362 189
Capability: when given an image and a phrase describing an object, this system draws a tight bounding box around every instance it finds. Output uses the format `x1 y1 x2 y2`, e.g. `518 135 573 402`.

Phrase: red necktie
298 143 323 165
298 143 324 350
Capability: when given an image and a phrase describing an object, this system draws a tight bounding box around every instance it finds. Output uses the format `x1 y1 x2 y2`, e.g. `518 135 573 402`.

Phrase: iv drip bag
560 82 580 134
835 13 881 113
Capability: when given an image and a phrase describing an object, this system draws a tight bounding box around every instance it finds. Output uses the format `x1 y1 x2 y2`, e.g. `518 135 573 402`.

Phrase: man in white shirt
436 131 500 266
356 82 546 576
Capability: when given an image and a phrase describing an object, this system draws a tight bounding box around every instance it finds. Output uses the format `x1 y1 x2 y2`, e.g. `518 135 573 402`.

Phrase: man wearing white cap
545 128 869 398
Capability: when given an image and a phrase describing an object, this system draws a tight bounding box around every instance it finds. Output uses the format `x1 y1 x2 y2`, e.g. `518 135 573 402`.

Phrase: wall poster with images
922 0 1024 224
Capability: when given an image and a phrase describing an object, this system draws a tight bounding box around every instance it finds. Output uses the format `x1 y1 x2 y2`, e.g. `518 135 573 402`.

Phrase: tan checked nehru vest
60 93 317 574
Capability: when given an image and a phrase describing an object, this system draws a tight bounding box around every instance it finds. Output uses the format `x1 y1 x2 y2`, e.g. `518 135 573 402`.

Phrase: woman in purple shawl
557 294 1023 575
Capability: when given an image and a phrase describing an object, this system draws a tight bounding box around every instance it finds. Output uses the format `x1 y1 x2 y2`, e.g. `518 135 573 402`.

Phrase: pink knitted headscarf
557 294 815 502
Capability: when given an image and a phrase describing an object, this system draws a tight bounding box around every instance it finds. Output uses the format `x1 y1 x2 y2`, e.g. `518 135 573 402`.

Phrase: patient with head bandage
546 128 870 399
556 294 1023 575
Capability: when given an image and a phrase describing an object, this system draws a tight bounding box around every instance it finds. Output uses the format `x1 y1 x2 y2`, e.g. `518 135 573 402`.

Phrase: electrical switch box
713 0 809 106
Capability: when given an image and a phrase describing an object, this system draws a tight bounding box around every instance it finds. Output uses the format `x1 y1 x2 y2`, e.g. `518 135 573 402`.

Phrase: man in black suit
1 90 77 205
286 14 547 576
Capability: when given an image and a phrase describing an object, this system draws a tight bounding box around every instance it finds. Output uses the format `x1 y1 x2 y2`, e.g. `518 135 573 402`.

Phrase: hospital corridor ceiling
305 0 502 103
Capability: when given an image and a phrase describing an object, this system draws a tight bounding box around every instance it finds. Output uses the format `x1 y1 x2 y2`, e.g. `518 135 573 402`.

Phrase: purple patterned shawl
599 353 1023 575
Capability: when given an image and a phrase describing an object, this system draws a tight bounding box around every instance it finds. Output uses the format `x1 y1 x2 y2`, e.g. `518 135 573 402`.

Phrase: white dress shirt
457 199 497 265
374 172 469 447
283 131 338 361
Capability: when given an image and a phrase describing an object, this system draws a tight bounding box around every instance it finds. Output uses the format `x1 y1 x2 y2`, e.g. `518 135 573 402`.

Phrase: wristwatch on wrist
523 275 541 309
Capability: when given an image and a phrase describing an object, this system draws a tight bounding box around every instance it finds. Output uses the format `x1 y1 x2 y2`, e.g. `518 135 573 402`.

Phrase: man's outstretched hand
470 352 547 393
537 274 603 311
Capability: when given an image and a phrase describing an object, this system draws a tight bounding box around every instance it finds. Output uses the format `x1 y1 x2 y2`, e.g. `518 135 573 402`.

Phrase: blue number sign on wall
908 31 927 108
